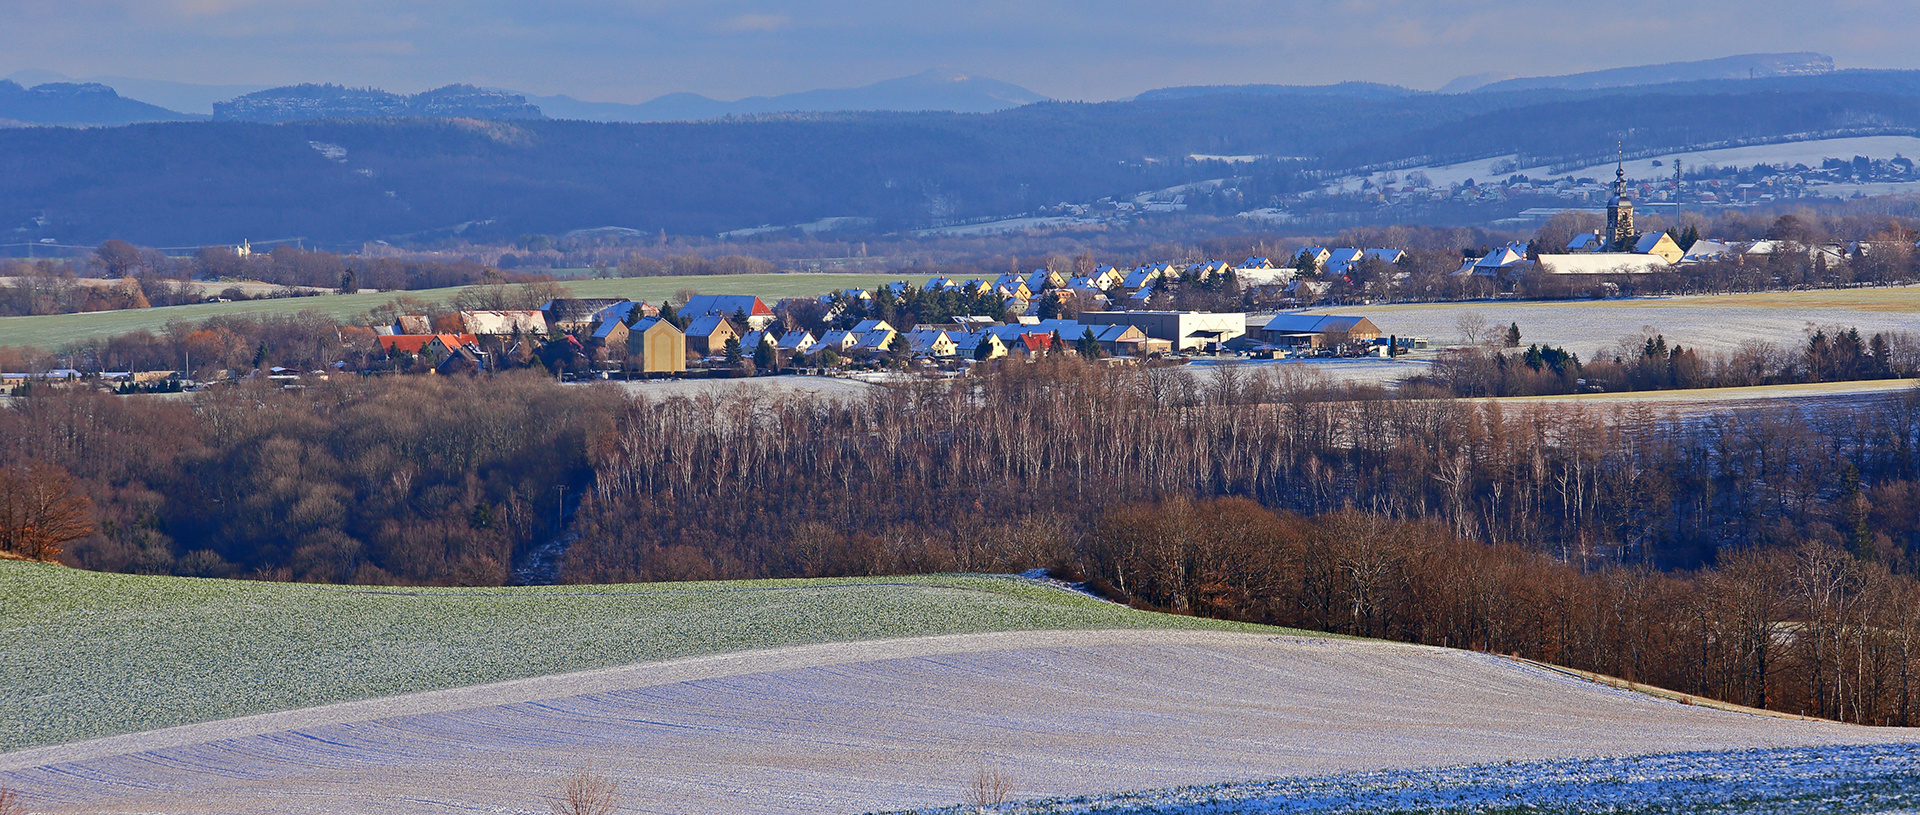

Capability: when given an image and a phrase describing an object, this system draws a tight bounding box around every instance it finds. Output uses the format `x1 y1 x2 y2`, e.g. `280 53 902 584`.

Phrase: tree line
6 358 1920 723
1417 326 1920 397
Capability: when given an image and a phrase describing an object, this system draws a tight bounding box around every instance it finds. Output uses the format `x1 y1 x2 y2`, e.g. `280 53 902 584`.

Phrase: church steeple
1606 149 1635 251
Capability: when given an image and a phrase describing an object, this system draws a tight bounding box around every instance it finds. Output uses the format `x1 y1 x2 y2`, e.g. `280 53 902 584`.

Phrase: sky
4 0 1919 103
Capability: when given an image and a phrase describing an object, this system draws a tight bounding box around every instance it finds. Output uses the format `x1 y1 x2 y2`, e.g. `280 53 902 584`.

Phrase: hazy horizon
5 0 1918 105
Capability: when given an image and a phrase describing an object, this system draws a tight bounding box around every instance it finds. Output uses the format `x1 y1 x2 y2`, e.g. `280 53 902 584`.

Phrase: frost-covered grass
0 561 1279 753
890 743 1920 815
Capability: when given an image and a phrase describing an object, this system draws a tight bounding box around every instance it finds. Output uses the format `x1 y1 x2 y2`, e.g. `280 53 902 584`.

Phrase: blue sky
4 0 1916 102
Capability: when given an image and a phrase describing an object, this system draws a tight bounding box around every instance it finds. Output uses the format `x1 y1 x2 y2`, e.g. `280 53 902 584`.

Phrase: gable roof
589 319 628 341
684 315 736 337
681 294 772 318
393 315 432 335
377 333 477 354
1566 232 1605 251
1262 314 1370 335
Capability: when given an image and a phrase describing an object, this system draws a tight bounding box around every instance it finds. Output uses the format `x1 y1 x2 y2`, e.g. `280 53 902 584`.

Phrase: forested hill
10 71 1920 246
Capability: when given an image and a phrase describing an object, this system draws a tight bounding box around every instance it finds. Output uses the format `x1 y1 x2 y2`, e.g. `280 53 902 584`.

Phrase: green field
0 273 898 351
0 561 1283 752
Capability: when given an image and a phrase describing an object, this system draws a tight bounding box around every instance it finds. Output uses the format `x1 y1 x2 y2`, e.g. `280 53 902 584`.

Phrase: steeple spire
1606 143 1635 251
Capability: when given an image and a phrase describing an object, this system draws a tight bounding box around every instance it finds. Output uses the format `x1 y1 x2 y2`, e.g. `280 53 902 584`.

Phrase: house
378 333 478 358
1008 332 1057 358
1322 248 1367 276
1240 257 1275 270
627 316 687 374
393 315 433 335
1025 269 1065 292
1121 266 1161 291
1260 314 1382 349
587 318 629 355
1464 242 1532 277
1566 232 1606 253
775 330 816 356
852 319 897 334
1679 240 1733 264
1295 246 1332 271
1364 248 1407 265
811 329 860 355
1077 311 1246 351
989 320 1149 356
460 310 548 337
951 330 1007 360
593 300 657 326
435 345 484 376
902 329 958 358
1632 232 1684 264
680 294 775 330
850 327 899 356
685 315 739 357
541 298 632 334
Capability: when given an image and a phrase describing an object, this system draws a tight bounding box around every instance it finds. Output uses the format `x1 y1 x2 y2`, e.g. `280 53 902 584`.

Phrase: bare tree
552 766 620 815
0 785 21 815
967 762 1012 808
0 460 94 561
1454 311 1492 346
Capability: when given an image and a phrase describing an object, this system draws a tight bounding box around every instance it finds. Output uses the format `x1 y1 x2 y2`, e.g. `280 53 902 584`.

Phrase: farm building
1260 315 1382 349
1078 311 1246 351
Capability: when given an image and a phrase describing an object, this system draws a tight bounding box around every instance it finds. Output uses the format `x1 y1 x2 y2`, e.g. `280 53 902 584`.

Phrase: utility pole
553 484 566 532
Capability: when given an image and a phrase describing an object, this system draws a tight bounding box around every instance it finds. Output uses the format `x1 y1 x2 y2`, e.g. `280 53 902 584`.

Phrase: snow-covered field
1325 135 1920 192
895 743 1920 814
614 373 879 400
5 629 1915 815
1320 287 1920 358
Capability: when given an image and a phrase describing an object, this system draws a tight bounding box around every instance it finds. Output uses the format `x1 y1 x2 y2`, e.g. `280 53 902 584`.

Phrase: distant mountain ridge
528 70 1048 122
1466 52 1834 93
0 80 191 125
213 84 543 123
1132 81 1422 102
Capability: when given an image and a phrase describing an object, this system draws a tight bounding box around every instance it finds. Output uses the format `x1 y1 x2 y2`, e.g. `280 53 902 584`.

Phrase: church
1535 160 1681 274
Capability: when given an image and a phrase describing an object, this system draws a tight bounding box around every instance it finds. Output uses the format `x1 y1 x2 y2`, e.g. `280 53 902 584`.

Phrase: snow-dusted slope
4 630 1914 815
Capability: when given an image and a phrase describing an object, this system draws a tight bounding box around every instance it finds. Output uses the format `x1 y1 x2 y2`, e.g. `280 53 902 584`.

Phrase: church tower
1606 159 1635 251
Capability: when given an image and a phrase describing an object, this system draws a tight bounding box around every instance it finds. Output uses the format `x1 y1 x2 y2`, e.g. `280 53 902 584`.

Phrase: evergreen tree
753 335 776 372
723 337 744 366
1504 322 1522 348
1076 329 1102 359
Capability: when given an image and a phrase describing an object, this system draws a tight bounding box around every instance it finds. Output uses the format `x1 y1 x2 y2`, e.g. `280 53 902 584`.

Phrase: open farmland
0 561 1276 753
1321 286 1920 358
5 628 1918 815
0 272 888 350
